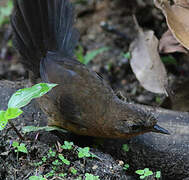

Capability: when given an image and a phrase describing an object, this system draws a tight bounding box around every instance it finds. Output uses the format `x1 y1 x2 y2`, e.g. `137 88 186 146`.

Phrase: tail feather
11 0 79 74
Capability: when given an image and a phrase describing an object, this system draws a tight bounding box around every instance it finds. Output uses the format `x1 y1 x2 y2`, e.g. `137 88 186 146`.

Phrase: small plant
76 45 109 65
61 141 74 150
0 83 57 139
12 141 28 153
48 148 56 158
45 170 55 178
155 171 161 179
122 144 129 152
122 52 131 59
123 164 129 171
34 161 43 167
135 168 153 179
58 173 67 177
52 159 62 166
77 147 91 158
70 167 77 175
42 156 47 163
58 154 70 165
85 173 100 180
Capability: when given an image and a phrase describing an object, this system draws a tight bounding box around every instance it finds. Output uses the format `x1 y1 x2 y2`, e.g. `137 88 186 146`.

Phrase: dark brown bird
11 0 169 138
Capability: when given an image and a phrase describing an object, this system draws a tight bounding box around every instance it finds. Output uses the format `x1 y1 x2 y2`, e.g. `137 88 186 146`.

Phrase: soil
0 0 189 180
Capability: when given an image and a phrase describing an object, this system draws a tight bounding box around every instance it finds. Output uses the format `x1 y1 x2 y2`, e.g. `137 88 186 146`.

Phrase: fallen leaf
159 29 188 53
154 0 189 50
130 17 168 95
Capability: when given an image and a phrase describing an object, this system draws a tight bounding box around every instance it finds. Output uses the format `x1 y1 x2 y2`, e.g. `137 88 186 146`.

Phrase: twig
9 120 24 141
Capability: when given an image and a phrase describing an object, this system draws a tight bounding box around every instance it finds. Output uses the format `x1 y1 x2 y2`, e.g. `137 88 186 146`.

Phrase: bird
11 0 169 139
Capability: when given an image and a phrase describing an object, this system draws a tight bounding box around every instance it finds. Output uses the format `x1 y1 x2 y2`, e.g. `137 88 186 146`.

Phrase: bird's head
112 101 170 138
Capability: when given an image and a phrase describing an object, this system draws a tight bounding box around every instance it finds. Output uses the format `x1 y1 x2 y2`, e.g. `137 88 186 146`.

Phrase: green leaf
123 52 131 59
144 170 153 176
0 110 8 130
144 168 149 172
71 167 77 175
52 159 62 166
140 175 145 179
17 143 28 153
45 170 55 178
156 171 161 178
42 156 47 162
61 141 73 150
48 148 56 157
122 144 129 152
12 141 19 147
58 154 70 165
76 45 85 64
22 125 67 133
8 83 57 108
78 147 91 158
123 164 130 170
84 47 109 65
5 108 23 120
58 173 67 177
135 170 145 175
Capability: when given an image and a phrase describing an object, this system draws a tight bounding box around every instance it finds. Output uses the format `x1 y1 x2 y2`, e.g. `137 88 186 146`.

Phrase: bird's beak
152 124 170 135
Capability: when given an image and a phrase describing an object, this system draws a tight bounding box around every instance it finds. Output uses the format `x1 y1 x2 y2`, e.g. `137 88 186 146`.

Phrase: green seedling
45 170 55 178
61 141 74 150
52 159 62 166
48 148 56 158
42 156 47 163
70 167 77 175
58 173 67 177
0 83 57 140
85 173 100 180
12 141 28 154
156 171 161 179
58 154 70 165
122 52 131 59
122 144 129 152
123 164 129 171
78 147 91 158
34 161 43 167
135 168 153 179
76 45 109 65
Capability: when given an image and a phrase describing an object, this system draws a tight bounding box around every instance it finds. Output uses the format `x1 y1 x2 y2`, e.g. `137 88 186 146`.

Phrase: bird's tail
11 0 79 75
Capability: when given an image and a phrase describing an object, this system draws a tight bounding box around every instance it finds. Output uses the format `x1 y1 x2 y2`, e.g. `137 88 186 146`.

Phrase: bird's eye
131 125 142 131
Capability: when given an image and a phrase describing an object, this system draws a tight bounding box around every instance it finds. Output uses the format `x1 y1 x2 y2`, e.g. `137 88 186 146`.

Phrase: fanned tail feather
11 0 79 75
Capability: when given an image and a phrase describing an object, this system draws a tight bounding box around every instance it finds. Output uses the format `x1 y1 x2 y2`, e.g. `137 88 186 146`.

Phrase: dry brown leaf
130 19 168 95
159 29 188 53
154 0 189 50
